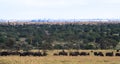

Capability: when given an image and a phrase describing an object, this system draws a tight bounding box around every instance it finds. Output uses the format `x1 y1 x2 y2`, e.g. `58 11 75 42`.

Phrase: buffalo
79 52 89 56
69 51 79 56
115 53 120 56
53 53 59 56
32 52 42 56
94 52 104 56
20 52 33 56
58 50 68 56
105 52 113 56
9 51 20 56
0 51 10 56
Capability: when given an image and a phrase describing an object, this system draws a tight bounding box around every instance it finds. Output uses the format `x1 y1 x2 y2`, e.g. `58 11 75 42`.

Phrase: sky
0 0 120 20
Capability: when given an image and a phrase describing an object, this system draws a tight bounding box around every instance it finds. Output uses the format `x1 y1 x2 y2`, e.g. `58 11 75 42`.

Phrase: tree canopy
0 23 120 50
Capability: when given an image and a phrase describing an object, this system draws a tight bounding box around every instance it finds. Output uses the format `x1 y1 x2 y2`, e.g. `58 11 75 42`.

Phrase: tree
4 38 16 50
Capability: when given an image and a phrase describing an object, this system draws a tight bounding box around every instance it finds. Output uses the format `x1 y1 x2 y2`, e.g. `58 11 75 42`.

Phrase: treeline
0 23 120 51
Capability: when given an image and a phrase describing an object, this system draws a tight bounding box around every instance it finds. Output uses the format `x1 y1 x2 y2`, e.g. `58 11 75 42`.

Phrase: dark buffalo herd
0 51 47 56
0 50 120 57
53 50 120 57
20 51 47 56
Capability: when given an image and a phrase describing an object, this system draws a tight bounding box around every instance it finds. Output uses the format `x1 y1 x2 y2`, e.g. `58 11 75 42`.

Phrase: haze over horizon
0 0 120 20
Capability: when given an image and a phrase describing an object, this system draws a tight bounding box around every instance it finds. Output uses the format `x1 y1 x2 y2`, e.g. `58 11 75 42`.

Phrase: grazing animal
0 51 10 56
32 52 42 56
58 50 68 56
53 53 59 56
20 52 33 56
94 52 104 56
115 53 120 56
105 52 113 56
94 52 98 56
69 51 79 56
79 52 89 56
10 52 20 56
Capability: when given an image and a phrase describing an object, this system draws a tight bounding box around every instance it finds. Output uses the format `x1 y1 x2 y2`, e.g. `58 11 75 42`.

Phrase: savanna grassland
0 50 120 64
0 56 120 64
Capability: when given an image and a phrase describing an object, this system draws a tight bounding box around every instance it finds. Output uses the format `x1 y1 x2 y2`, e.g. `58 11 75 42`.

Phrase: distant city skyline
0 0 120 20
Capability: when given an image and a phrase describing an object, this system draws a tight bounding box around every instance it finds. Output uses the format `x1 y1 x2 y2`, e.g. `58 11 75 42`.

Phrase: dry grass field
0 50 120 64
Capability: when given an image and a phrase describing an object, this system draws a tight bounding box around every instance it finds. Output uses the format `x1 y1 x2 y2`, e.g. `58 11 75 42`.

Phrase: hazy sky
0 0 120 20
